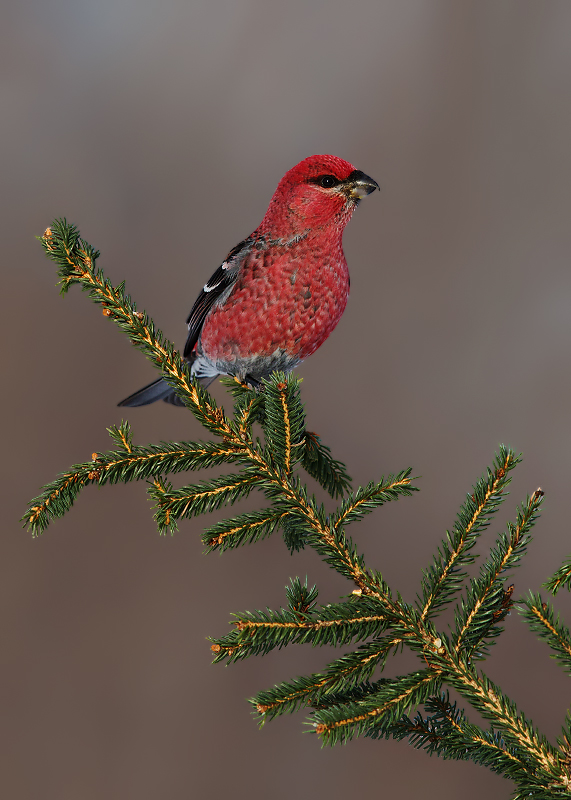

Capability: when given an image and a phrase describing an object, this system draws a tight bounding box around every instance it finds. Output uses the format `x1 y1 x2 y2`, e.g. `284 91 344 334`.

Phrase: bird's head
258 154 379 242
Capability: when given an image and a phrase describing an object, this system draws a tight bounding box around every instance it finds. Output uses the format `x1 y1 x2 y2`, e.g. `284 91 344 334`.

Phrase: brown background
4 2 571 798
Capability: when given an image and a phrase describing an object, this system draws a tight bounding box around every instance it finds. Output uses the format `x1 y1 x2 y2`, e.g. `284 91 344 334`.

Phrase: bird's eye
318 175 339 189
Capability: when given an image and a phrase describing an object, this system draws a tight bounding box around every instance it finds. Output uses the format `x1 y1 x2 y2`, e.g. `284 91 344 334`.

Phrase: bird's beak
343 169 380 200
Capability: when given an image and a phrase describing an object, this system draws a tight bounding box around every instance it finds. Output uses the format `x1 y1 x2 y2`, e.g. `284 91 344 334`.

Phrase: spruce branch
311 670 441 745
222 378 352 499
453 489 543 658
27 219 571 796
210 596 392 664
332 470 417 530
544 556 571 596
39 220 230 435
25 435 244 535
521 593 571 675
252 634 405 721
285 576 319 615
440 653 560 779
419 446 519 621
379 693 530 782
202 508 289 551
148 470 262 533
302 431 353 499
107 420 134 452
262 374 306 474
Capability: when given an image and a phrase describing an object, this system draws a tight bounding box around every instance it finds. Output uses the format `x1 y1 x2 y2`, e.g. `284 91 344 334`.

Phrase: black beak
345 169 380 199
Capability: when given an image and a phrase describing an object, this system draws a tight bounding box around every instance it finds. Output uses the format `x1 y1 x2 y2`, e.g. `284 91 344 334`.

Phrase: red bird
119 154 378 406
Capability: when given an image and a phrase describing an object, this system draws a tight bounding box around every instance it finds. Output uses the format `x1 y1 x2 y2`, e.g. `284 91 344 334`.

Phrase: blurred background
4 1 571 797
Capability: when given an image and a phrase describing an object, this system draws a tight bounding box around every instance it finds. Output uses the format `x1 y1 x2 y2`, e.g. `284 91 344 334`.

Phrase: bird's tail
118 374 218 407
118 377 182 407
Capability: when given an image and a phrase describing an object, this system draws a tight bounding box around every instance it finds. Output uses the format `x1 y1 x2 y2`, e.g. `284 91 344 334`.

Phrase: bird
118 154 379 407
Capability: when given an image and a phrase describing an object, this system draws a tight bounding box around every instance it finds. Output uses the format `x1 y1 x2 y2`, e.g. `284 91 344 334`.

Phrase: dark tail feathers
118 374 218 407
118 377 184 407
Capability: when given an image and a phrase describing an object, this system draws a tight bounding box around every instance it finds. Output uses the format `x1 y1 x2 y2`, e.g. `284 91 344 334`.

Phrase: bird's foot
243 374 262 391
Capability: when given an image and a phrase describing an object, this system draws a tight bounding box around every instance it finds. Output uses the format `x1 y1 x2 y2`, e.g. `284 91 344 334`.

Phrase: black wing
183 237 253 358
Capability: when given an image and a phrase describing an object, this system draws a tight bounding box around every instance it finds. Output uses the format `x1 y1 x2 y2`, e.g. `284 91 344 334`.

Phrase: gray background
4 1 571 798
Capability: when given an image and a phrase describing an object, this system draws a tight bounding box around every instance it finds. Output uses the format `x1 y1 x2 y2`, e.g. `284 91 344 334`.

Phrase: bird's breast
199 238 349 374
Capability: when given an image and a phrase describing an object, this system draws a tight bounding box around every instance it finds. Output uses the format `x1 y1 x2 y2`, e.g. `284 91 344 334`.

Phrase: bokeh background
4 1 571 798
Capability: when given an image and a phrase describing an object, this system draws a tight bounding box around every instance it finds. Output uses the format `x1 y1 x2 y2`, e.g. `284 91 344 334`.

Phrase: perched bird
119 154 378 406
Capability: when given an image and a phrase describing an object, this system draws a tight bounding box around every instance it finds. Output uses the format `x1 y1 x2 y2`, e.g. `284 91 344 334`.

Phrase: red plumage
119 155 378 406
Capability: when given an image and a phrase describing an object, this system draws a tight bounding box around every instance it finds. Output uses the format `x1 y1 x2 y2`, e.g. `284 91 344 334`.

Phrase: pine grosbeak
119 154 378 406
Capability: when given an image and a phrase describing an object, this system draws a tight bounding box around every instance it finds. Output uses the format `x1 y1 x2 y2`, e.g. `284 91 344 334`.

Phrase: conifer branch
332 471 417 530
521 593 571 675
263 377 305 474
441 654 560 779
252 635 404 721
25 435 243 535
311 670 441 745
148 470 262 533
107 421 133 452
210 597 392 664
27 219 571 795
39 220 232 435
380 694 530 781
544 556 571 595
453 489 543 656
302 431 352 498
419 446 519 621
202 508 289 551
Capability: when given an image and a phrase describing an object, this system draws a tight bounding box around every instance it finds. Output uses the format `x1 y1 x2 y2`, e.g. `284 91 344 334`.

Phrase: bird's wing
183 237 253 358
